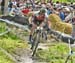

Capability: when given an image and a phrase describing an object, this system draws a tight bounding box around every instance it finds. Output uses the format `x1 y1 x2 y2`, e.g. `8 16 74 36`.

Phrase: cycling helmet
40 9 46 13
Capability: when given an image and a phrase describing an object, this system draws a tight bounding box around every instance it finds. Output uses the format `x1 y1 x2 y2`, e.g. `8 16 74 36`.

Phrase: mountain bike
31 25 47 57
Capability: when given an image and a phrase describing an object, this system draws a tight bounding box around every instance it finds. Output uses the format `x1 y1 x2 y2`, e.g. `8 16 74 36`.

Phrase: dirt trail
8 26 48 63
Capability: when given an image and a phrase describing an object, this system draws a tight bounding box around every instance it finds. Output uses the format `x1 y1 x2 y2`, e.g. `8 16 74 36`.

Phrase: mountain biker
29 9 47 43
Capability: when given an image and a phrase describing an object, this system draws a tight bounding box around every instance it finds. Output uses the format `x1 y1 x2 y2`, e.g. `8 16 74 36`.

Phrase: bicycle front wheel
32 32 40 57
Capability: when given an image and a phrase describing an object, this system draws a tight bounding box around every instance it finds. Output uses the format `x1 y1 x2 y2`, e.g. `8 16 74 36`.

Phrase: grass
0 22 28 52
0 32 29 54
53 0 74 3
0 51 15 63
36 41 75 63
53 0 67 3
0 22 7 33
0 22 29 63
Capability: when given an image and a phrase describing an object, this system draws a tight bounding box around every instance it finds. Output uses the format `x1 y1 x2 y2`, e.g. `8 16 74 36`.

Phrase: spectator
55 1 61 8
8 0 13 12
22 7 30 16
9 5 19 16
58 7 65 20
64 8 72 22
71 13 75 38
46 3 52 15
12 0 17 6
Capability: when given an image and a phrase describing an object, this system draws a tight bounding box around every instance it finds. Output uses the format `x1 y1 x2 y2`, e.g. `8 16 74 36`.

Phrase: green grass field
0 51 15 63
53 0 68 3
36 41 75 63
0 22 29 63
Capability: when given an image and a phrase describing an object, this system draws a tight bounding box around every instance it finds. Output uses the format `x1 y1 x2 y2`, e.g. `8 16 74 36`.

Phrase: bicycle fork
32 31 40 57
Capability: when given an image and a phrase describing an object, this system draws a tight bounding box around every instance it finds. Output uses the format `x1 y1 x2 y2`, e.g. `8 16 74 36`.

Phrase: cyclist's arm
29 16 33 24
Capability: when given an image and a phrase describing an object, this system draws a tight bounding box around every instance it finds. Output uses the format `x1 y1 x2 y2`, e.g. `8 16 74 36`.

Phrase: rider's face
40 12 45 15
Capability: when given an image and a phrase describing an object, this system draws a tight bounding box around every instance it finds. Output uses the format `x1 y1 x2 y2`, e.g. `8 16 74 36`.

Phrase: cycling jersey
22 8 30 15
32 13 45 25
33 13 45 22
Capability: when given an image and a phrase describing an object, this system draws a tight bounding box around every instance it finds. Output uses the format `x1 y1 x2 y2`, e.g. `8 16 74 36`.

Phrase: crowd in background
5 0 75 22
6 0 75 39
1 0 75 39
0 0 75 23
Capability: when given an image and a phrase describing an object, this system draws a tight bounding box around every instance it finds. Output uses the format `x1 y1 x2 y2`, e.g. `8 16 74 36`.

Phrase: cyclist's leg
31 21 40 49
46 20 52 34
29 22 37 43
39 21 44 27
